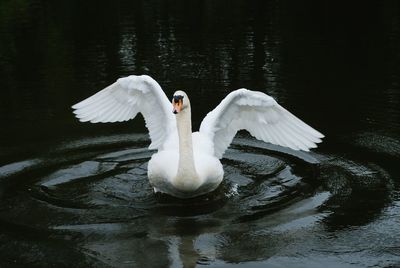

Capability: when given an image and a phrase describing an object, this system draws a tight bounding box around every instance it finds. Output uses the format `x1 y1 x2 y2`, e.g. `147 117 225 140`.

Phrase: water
0 1 399 267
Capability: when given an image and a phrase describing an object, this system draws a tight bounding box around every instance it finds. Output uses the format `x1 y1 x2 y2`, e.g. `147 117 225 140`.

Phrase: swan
72 75 324 198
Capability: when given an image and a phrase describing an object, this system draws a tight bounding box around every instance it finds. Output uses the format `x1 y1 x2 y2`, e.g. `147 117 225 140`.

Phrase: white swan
72 75 324 198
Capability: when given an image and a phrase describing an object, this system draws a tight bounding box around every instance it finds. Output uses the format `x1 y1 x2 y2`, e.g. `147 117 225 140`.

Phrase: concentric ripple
0 133 395 267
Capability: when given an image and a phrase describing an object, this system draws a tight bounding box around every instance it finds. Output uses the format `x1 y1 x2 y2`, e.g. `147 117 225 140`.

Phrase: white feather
200 88 324 158
72 75 175 150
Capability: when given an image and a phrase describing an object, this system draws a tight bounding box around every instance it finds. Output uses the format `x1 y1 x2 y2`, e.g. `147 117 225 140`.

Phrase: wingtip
71 102 82 110
314 129 325 139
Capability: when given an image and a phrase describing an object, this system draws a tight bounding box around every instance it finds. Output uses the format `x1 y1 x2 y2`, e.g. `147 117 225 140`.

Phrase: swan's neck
175 106 199 189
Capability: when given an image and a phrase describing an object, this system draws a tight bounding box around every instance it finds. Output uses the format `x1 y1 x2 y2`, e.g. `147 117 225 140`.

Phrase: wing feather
72 75 175 150
200 88 324 158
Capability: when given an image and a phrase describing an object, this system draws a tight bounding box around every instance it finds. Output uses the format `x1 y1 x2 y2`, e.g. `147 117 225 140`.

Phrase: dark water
1 1 399 267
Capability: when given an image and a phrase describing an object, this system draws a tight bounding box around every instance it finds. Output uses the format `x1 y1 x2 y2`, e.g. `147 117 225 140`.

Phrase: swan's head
172 90 189 114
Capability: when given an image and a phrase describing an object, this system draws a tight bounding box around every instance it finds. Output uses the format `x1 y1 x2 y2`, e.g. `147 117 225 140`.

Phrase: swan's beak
172 97 183 114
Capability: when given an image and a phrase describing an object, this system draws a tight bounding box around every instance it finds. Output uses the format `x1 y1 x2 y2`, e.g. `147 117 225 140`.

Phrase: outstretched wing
72 75 175 150
199 88 324 158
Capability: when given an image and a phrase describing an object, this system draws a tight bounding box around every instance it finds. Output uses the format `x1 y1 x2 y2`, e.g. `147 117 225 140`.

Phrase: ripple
0 134 395 267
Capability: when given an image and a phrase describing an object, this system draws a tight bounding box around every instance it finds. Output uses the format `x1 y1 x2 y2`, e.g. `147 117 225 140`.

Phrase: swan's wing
72 75 175 150
199 88 324 158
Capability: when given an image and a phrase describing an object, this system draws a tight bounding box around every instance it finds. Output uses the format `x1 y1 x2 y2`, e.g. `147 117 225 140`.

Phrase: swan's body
72 75 324 198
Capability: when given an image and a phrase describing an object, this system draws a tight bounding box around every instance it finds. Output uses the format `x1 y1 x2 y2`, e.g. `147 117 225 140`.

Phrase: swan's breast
147 150 179 184
192 131 215 156
147 131 223 197
192 132 224 185
194 153 223 183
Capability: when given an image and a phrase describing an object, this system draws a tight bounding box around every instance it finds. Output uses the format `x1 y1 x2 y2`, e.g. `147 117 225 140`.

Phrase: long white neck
174 104 200 190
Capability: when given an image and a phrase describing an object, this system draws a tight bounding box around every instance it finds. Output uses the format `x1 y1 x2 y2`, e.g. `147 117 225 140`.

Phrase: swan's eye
172 95 184 114
173 95 184 104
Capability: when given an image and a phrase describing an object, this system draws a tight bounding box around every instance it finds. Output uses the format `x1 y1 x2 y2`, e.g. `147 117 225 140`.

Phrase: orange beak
172 99 183 114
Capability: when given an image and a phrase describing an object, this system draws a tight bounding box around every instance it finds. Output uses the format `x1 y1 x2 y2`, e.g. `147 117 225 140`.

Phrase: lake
0 1 399 267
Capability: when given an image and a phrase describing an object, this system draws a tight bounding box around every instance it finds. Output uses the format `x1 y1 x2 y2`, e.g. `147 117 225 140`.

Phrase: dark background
1 1 399 159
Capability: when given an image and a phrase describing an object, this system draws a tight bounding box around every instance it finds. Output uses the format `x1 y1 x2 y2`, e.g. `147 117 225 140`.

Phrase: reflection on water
0 134 398 267
0 1 400 267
